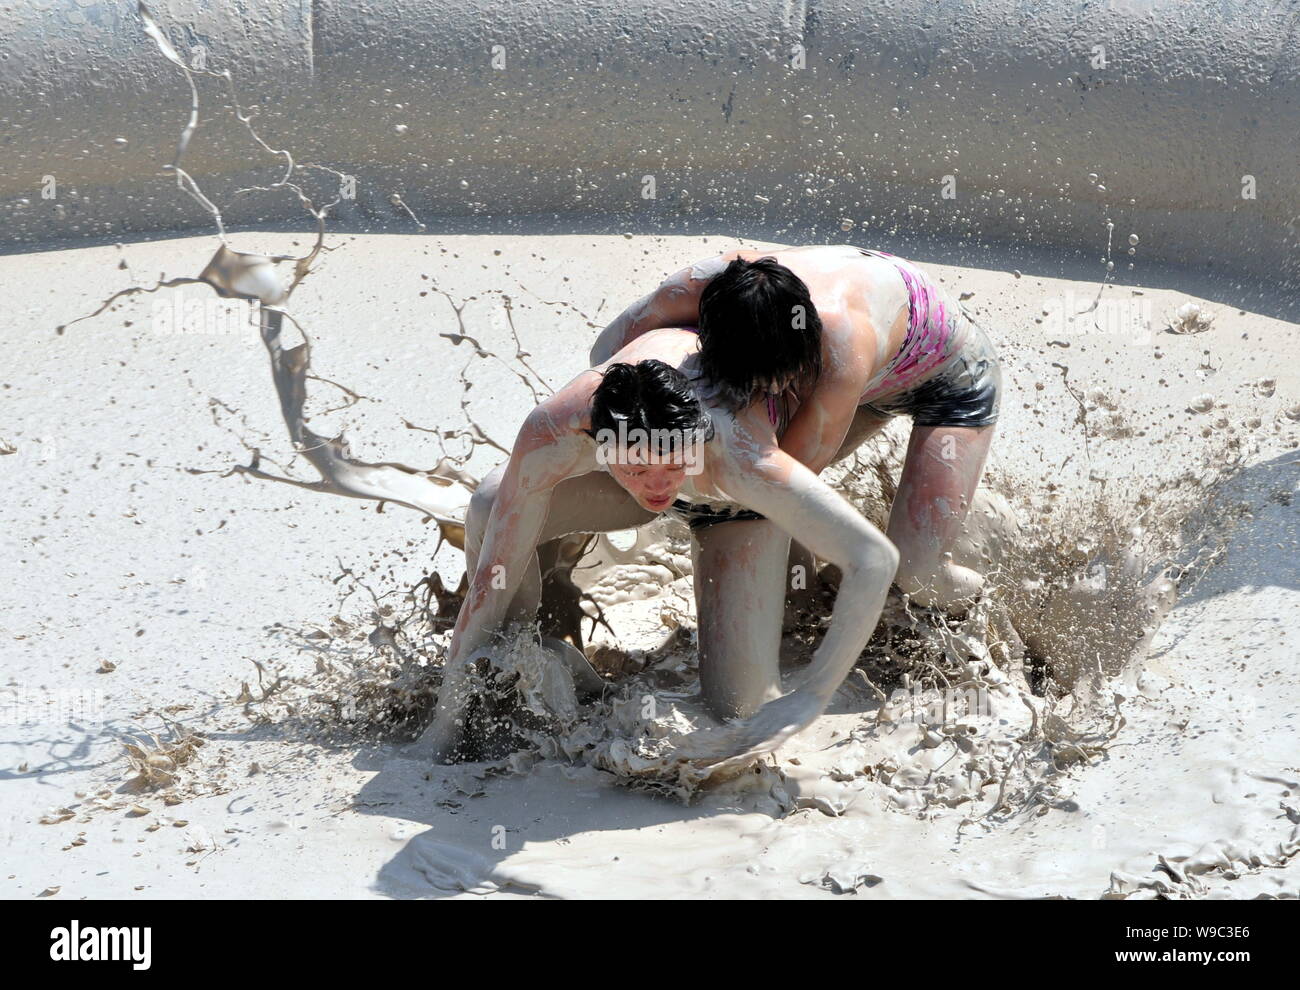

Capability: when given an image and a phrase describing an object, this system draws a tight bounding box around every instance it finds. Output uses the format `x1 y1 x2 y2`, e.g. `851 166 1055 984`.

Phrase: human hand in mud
668 688 830 767
407 710 463 764
407 658 474 764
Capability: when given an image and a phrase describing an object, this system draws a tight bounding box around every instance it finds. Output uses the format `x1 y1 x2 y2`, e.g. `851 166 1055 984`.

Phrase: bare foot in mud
925 588 986 624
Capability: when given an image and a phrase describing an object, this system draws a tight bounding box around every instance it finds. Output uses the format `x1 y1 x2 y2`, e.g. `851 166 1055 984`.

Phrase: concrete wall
2 0 1297 277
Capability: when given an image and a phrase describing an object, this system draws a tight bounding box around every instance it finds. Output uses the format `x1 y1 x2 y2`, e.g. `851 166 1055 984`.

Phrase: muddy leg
692 518 791 720
887 423 996 609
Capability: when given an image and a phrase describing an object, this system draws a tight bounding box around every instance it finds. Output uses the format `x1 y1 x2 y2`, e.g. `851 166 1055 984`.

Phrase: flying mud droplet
197 245 290 306
1168 302 1213 335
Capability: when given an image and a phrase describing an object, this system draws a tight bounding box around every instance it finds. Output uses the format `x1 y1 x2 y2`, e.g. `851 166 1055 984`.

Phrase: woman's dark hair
587 360 714 453
697 256 823 411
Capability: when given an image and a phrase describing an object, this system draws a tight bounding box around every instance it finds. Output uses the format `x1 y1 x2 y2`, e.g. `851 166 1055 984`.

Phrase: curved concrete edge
0 0 1296 279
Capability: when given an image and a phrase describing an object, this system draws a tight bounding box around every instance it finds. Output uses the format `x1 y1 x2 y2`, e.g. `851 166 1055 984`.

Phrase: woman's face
605 445 689 512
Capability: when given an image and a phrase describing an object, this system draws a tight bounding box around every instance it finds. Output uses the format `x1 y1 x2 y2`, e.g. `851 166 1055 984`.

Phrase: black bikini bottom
668 498 767 531
860 317 1002 428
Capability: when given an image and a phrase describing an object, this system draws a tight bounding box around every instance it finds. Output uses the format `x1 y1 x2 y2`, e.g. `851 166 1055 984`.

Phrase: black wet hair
696 256 823 411
587 360 714 453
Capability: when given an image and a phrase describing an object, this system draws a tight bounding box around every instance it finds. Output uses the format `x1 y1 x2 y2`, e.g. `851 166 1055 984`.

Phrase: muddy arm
777 361 870 475
587 254 730 365
414 405 588 762
778 305 878 475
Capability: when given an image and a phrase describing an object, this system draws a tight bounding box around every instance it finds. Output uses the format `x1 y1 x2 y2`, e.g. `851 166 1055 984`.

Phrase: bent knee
895 558 984 608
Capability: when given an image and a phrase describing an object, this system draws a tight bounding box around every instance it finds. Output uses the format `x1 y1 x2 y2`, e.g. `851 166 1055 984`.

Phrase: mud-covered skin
861 316 1002 427
591 244 1001 609
411 327 899 764
590 244 894 476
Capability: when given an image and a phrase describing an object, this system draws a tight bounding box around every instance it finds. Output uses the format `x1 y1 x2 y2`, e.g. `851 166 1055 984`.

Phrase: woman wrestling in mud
415 244 1001 766
589 244 1004 612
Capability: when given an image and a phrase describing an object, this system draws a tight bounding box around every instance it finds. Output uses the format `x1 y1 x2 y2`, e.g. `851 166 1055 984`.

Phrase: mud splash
59 4 1284 832
249 396 1261 822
